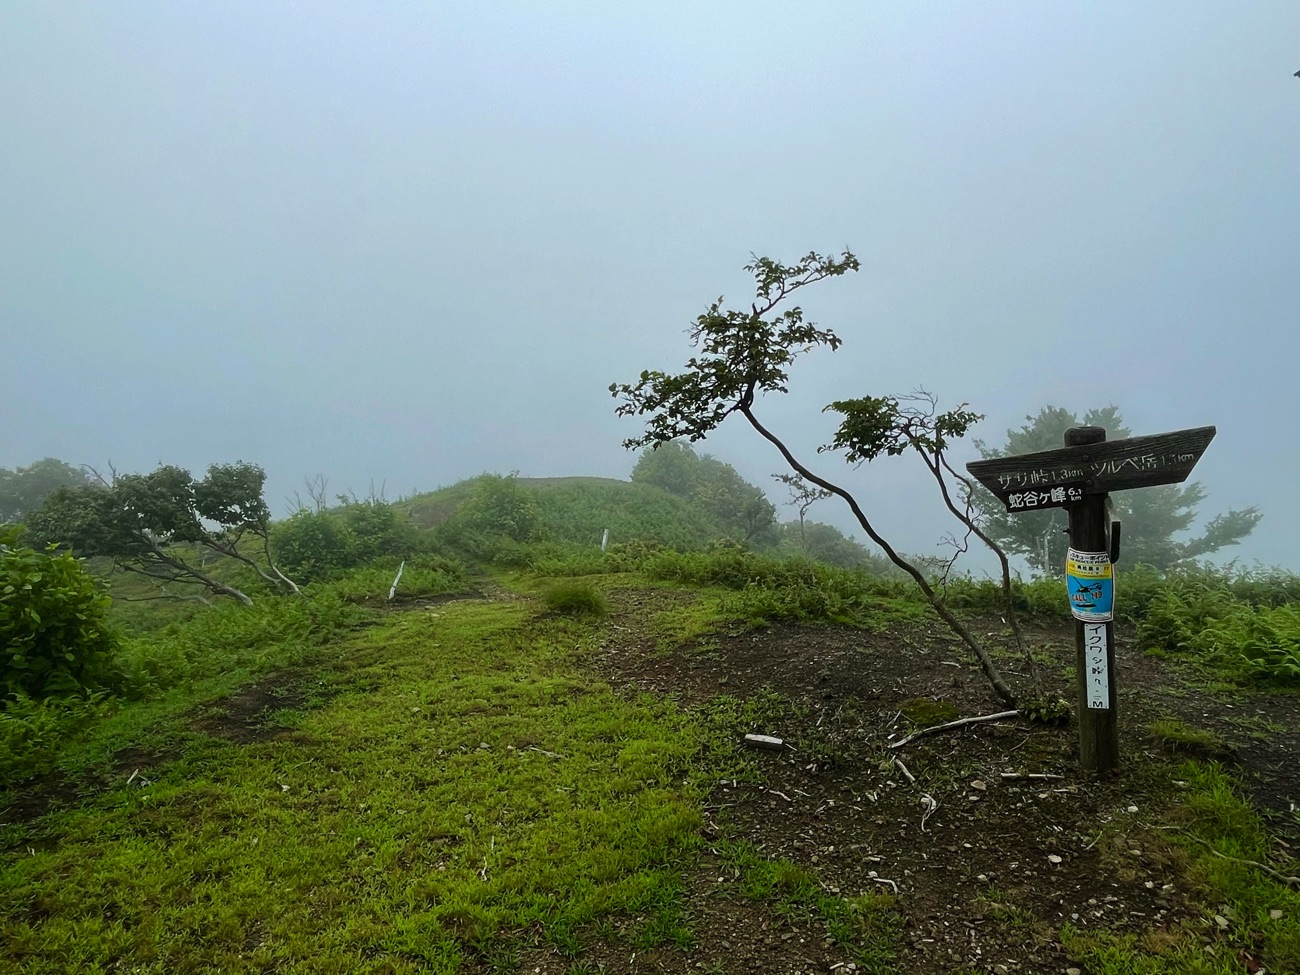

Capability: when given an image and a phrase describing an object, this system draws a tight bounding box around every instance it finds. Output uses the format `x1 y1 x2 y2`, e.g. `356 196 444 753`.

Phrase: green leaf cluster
0 458 90 525
0 526 119 698
610 250 859 448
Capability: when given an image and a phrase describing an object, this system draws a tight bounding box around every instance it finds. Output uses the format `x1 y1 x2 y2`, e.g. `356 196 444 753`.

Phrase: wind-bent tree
974 406 1261 574
27 462 298 606
611 250 1023 707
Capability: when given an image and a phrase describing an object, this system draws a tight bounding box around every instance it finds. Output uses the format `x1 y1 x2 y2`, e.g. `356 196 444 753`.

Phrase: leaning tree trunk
739 403 1018 709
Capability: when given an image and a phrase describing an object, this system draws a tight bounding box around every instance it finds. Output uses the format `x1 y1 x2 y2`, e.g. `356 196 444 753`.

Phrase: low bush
113 589 361 698
1 527 120 698
1137 587 1300 683
542 580 608 617
271 499 425 583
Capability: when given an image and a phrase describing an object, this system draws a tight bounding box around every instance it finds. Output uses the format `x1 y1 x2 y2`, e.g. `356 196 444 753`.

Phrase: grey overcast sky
3 2 1298 570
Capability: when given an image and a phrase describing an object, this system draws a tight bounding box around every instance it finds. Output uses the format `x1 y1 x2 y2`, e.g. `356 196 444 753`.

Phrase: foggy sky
3 2 1299 571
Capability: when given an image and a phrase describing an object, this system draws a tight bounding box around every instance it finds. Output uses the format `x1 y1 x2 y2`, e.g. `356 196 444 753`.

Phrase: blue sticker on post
1066 549 1114 622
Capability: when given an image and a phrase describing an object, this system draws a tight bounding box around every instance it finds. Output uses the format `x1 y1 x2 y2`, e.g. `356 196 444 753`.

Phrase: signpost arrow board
966 426 1215 513
966 425 1216 775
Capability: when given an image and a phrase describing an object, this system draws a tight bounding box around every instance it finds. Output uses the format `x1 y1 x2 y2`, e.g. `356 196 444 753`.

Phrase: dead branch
1174 831 1300 887
889 710 1022 749
891 757 917 785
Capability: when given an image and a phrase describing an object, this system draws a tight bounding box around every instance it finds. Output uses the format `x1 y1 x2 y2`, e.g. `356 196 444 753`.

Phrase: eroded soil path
582 585 1300 974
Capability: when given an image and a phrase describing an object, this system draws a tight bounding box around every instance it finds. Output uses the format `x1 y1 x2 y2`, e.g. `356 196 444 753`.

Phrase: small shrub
339 499 420 563
542 580 608 617
271 509 357 582
1022 697 1071 726
0 526 120 698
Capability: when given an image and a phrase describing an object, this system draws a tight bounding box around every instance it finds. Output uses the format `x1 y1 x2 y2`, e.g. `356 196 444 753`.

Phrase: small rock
1126 805 1138 813
1270 909 1285 920
1047 854 1063 864
1066 968 1082 975
971 779 987 791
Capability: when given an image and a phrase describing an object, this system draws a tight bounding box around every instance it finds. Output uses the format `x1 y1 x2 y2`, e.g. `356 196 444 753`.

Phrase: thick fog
3 2 1298 570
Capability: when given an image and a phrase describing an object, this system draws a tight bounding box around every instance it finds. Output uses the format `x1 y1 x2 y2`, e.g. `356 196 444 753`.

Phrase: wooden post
1064 426 1120 774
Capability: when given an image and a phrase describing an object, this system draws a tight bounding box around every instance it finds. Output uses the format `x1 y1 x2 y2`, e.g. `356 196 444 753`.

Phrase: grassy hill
399 475 738 551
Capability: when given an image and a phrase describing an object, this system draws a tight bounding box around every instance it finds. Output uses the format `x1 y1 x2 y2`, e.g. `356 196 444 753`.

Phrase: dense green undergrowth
0 557 468 790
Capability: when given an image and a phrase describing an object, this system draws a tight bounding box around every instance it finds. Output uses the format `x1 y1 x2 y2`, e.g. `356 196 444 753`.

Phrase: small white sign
1083 622 1110 709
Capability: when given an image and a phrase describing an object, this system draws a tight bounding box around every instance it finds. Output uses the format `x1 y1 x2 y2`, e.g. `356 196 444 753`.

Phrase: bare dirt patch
582 585 1300 974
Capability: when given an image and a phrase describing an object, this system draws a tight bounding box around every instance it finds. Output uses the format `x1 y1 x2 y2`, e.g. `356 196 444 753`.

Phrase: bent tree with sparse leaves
611 250 1037 708
27 462 298 606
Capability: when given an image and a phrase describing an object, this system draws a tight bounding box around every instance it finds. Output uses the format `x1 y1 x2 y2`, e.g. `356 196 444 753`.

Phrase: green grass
1 602 706 973
0 559 476 793
1062 762 1300 975
1146 718 1231 759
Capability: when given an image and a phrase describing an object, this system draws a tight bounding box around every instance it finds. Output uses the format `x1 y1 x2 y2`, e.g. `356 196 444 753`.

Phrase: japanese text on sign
993 452 1199 491
1084 623 1110 710
1067 549 1114 622
1007 486 1083 510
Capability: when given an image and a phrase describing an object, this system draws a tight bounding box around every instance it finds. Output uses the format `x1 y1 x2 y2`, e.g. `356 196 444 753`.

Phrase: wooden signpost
967 425 1216 773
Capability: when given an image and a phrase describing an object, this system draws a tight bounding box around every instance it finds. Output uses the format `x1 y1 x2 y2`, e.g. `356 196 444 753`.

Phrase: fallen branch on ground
889 710 1021 749
1174 831 1300 887
891 757 917 785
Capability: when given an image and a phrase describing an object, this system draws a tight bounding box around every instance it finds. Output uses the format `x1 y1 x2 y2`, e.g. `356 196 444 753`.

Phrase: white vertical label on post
1084 622 1110 710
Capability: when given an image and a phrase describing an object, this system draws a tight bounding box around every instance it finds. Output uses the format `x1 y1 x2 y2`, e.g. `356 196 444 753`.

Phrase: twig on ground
868 873 899 894
892 757 917 785
889 710 1021 749
526 747 566 759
